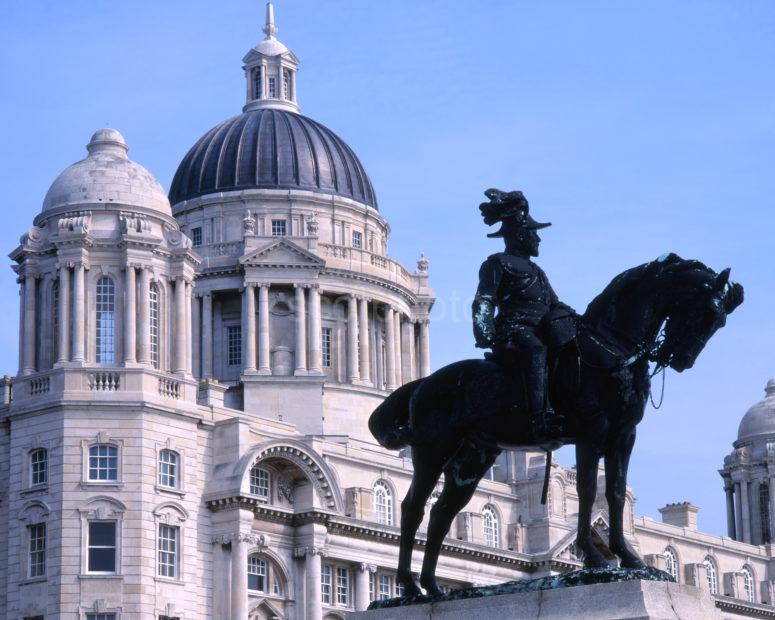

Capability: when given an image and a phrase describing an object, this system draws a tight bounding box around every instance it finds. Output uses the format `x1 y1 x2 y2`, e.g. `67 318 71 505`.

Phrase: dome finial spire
263 2 278 40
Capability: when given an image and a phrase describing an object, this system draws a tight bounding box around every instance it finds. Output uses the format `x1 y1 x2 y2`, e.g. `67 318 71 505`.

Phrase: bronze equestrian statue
369 189 744 598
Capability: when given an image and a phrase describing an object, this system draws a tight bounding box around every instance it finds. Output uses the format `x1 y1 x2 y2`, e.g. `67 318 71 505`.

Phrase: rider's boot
525 358 563 440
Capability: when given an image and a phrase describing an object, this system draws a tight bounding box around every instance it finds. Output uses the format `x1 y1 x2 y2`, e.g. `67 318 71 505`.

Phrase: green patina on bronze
367 566 674 610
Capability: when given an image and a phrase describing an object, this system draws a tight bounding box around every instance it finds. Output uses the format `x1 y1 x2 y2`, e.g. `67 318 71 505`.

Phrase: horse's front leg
605 429 645 569
576 440 609 568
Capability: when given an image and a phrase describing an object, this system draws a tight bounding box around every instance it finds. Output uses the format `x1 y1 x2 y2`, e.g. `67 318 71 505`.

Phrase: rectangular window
158 450 178 488
191 226 202 247
395 579 405 597
369 572 375 601
28 523 46 578
95 277 116 363
352 230 362 249
321 564 332 604
158 524 178 579
271 219 287 236
378 574 392 600
336 567 350 606
321 327 332 367
86 615 117 620
88 521 116 573
89 444 118 481
227 325 242 366
250 467 270 498
248 556 267 591
268 77 277 98
31 448 47 486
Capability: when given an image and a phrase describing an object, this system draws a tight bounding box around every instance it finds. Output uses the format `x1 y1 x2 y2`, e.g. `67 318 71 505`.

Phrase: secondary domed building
1 4 775 620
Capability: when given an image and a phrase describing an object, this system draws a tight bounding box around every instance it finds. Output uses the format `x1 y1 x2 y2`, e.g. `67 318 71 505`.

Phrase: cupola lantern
243 2 300 113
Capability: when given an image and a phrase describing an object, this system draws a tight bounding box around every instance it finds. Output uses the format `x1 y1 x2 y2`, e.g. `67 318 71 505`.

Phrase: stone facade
0 5 774 620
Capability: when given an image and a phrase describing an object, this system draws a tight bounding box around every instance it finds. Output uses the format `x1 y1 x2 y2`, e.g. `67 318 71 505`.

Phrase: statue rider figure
472 189 574 439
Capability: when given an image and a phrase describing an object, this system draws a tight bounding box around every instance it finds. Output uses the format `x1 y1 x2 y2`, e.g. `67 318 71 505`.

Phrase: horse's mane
583 253 715 326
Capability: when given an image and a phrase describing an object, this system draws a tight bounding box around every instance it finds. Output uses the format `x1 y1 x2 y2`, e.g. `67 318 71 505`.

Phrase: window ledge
79 574 123 580
154 576 185 585
20 484 48 496
80 481 124 490
154 484 186 498
19 576 47 586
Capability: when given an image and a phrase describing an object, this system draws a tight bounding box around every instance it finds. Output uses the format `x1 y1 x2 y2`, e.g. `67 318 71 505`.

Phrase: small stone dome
737 378 775 443
42 128 171 215
169 109 377 209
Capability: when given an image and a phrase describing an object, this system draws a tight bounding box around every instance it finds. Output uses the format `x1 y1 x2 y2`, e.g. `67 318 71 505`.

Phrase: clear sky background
1 1 773 537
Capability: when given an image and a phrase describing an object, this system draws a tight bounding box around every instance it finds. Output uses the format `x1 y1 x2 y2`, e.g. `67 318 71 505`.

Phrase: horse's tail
368 379 424 450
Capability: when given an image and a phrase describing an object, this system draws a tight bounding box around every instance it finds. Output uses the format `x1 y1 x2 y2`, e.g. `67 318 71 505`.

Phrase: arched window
158 449 179 488
96 276 116 363
663 547 678 581
703 556 718 594
150 283 160 369
482 505 500 548
250 466 271 499
741 566 755 603
373 480 393 525
760 484 771 543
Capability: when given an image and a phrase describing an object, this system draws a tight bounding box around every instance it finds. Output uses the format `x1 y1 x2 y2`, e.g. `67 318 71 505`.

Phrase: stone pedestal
348 580 722 620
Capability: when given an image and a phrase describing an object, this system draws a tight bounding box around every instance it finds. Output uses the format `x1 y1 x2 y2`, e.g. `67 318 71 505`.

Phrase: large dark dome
169 109 377 209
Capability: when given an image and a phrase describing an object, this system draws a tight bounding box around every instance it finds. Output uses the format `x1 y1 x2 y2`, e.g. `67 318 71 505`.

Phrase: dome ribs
277 111 299 186
199 119 234 193
305 118 339 193
169 110 377 209
257 110 277 185
217 113 250 191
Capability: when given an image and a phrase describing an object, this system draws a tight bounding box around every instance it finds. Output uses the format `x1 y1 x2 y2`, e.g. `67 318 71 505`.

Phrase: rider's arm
472 257 501 348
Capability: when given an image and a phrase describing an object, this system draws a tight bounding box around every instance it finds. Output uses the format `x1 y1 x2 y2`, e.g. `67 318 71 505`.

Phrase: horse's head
657 264 744 372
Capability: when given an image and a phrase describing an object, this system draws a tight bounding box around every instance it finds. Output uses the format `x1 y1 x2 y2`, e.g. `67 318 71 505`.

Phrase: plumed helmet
479 188 551 238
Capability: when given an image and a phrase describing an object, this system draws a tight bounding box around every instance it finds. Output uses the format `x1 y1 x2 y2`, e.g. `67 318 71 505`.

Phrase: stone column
296 547 323 620
724 481 736 540
741 479 751 544
347 294 360 382
192 294 201 378
230 535 248 620
384 306 397 390
258 285 271 375
243 284 257 373
768 475 775 543
354 563 375 611
202 293 213 379
173 278 187 373
294 285 308 374
57 265 70 364
308 285 322 374
734 481 744 542
72 264 86 363
359 297 371 384
123 266 136 364
137 267 151 365
752 477 763 544
213 539 230 618
419 319 431 377
401 319 415 383
393 311 402 385
21 274 37 374
185 282 193 374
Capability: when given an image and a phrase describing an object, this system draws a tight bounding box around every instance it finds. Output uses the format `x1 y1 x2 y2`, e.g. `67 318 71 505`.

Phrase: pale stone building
0 4 774 620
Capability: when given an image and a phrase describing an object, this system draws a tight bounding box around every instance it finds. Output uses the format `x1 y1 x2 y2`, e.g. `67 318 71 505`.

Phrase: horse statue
368 253 743 598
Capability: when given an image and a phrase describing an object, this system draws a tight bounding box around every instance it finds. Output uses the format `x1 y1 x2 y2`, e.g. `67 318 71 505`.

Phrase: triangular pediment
243 48 300 66
240 238 324 269
551 511 614 562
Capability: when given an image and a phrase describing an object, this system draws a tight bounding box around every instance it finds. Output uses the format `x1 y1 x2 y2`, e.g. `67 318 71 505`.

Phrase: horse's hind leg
396 446 445 597
421 441 499 596
605 429 645 568
576 440 609 568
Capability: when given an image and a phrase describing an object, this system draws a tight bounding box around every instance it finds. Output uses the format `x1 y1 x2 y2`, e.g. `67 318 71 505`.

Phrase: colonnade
196 283 430 389
19 262 193 375
724 472 775 545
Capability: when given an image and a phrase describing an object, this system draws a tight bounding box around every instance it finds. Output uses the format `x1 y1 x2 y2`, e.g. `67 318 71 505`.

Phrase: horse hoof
620 557 646 569
397 573 423 598
421 580 443 598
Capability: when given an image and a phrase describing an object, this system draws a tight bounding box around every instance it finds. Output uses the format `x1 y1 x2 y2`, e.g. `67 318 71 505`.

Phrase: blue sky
1 1 774 537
